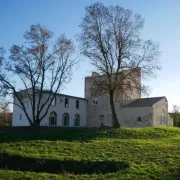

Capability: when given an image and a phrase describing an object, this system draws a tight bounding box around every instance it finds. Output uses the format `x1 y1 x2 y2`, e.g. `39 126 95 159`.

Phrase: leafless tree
0 103 11 126
172 105 180 127
0 24 77 127
173 105 180 113
79 2 161 128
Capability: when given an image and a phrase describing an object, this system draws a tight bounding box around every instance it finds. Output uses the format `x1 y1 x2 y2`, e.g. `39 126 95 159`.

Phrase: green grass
0 127 180 179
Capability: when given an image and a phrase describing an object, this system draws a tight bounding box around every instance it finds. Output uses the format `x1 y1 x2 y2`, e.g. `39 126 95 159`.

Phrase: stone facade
12 94 87 127
86 96 169 128
118 106 154 128
84 70 169 127
12 69 170 128
85 68 141 101
153 98 168 126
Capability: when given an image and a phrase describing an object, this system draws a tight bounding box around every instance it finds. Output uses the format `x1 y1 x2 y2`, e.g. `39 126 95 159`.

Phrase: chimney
91 72 99 77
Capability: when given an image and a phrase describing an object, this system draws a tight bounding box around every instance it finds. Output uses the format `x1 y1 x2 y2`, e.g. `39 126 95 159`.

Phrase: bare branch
0 24 77 127
79 2 161 128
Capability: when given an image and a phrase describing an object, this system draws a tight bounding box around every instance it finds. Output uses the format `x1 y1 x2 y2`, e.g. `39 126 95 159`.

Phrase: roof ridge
136 96 165 100
125 96 166 108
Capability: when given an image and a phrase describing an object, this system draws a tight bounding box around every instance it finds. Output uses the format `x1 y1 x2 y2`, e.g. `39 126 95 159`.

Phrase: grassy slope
0 127 180 179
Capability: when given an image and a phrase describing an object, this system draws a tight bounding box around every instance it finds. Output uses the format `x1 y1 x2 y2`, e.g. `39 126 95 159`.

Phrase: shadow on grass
170 168 180 179
0 153 129 174
0 126 180 143
0 126 111 142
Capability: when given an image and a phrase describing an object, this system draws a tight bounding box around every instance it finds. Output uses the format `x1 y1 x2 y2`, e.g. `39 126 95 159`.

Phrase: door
99 115 105 127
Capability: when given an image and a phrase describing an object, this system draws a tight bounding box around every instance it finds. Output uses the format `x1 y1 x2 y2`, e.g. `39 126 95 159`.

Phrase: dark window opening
99 115 105 126
62 113 69 126
65 98 69 107
49 111 57 126
74 114 80 126
137 117 142 122
76 100 79 109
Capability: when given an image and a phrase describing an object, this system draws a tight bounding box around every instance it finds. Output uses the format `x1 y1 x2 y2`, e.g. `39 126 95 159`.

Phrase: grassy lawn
0 127 180 179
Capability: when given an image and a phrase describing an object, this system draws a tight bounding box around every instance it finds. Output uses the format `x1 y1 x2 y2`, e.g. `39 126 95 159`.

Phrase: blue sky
0 0 180 111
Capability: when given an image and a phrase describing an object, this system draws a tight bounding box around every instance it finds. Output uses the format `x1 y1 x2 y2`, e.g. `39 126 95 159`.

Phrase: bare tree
0 24 77 127
173 105 180 113
172 105 180 127
0 103 11 126
79 2 160 128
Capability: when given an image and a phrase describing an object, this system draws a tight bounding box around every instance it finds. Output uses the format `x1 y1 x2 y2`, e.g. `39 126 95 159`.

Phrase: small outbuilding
119 97 169 127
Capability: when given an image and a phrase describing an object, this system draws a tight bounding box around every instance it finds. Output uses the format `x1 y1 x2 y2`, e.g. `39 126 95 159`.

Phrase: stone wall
87 96 154 128
118 106 153 127
12 94 87 127
153 98 169 126
84 68 141 101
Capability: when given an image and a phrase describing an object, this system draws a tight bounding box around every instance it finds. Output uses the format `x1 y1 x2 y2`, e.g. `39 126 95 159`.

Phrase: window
161 114 166 124
137 117 142 122
65 98 69 107
74 114 80 126
49 111 57 126
20 114 22 120
125 97 129 101
51 97 56 106
92 98 98 105
161 109 166 124
99 115 105 126
62 113 69 126
76 100 79 109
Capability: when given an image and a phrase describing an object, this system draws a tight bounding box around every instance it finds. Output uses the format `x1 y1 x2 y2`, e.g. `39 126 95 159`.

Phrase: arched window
161 109 166 124
65 98 69 107
49 111 57 126
62 113 69 126
74 114 80 126
76 100 79 109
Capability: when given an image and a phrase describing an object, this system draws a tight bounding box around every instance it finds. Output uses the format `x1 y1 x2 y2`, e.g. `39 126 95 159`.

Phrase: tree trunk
110 91 120 128
32 118 40 128
27 118 33 127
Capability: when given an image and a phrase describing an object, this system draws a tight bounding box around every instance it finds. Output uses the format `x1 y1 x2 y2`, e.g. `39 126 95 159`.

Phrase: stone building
12 69 170 127
85 68 141 101
85 69 169 127
89 96 169 127
12 93 87 127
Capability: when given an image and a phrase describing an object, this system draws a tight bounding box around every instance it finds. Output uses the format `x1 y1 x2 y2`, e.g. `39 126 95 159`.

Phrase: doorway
99 115 105 127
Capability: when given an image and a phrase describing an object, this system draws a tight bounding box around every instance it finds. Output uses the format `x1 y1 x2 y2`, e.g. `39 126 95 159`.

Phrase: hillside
0 127 180 179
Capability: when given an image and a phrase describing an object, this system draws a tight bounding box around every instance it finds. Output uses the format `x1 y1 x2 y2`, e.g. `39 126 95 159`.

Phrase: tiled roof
126 97 166 108
17 89 87 101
